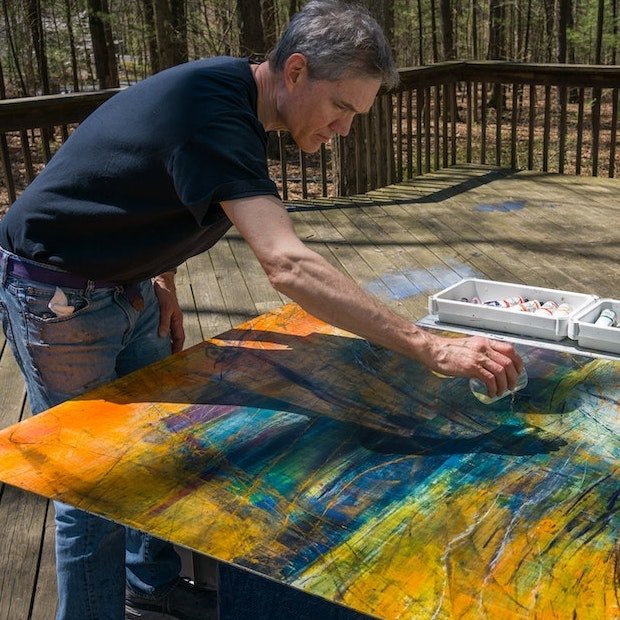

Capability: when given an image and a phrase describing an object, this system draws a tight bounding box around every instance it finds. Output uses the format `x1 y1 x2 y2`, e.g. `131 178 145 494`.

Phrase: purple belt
6 256 119 290
5 255 144 309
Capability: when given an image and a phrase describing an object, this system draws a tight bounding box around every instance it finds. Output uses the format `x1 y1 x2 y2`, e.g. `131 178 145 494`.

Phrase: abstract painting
0 304 617 619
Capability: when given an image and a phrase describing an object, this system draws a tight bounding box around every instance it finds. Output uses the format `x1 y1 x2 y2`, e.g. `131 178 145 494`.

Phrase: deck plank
30 506 57 620
1 165 619 618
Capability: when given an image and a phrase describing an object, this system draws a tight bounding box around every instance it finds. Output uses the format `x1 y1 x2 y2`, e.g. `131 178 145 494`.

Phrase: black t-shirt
0 57 279 282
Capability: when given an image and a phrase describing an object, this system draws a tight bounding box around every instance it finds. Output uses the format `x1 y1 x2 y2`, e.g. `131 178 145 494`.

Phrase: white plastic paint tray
568 298 620 354
428 278 597 341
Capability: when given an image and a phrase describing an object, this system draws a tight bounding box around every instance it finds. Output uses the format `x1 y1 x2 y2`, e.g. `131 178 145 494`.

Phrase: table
0 303 618 619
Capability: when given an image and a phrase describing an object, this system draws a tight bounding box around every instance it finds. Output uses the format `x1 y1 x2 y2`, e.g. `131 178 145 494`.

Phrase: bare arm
221 195 522 397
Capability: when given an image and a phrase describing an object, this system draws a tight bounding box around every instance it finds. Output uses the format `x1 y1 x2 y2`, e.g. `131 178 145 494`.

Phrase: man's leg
0 259 180 618
0 270 138 619
218 563 374 620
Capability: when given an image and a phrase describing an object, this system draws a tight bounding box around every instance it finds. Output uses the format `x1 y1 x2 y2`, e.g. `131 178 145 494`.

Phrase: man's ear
283 53 308 90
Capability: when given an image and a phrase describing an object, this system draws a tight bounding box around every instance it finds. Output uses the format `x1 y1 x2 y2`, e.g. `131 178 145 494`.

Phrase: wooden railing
342 61 620 195
1 61 619 208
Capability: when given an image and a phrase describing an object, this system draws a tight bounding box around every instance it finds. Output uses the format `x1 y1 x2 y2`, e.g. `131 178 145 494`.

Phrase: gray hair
268 0 399 90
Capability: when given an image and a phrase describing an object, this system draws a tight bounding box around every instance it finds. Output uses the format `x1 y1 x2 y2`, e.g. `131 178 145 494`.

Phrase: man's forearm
267 246 435 365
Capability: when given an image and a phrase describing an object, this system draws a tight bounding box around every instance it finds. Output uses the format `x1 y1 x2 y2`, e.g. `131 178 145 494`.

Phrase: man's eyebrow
335 99 366 114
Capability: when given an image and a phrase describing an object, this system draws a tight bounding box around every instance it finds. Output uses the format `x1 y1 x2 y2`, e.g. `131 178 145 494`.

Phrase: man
0 1 522 618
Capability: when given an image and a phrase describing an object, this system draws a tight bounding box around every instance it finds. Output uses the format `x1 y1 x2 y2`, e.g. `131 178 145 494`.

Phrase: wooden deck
1 164 618 619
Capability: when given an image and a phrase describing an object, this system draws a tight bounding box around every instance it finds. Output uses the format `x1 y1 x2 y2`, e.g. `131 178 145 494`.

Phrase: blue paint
382 272 420 299
444 259 480 279
474 199 526 212
363 262 483 301
426 265 466 288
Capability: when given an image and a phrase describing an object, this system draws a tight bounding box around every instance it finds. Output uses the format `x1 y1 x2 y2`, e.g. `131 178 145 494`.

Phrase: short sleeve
168 113 279 225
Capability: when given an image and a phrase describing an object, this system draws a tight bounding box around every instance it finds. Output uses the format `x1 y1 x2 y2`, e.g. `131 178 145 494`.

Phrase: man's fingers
488 340 524 373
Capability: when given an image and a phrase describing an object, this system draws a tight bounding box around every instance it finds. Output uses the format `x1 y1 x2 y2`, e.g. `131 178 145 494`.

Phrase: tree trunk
471 0 478 59
237 0 266 58
261 0 278 53
542 0 554 62
142 0 159 73
430 0 439 62
417 0 424 64
594 0 604 64
64 0 80 91
564 0 578 102
2 0 28 95
522 0 532 61
288 0 300 19
0 55 6 98
87 0 119 88
558 0 568 63
440 0 455 60
487 0 506 108
26 0 50 93
154 0 187 71
170 0 188 65
613 0 618 64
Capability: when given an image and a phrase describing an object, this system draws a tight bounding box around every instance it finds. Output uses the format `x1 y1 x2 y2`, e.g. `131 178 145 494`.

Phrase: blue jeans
218 564 374 620
0 247 181 619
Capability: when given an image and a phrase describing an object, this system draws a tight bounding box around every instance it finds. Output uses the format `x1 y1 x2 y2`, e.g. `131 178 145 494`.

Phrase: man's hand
152 271 185 353
424 334 523 398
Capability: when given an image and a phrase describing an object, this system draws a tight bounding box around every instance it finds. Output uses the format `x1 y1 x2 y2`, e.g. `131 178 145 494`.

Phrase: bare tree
440 0 455 60
542 0 555 62
417 0 424 63
487 0 506 108
141 0 159 73
25 0 50 93
261 0 278 52
288 0 300 19
237 0 266 58
521 0 533 61
152 0 188 69
170 0 188 64
2 0 28 95
430 0 439 62
63 0 80 90
558 0 568 62
595 0 605 63
87 0 119 88
613 0 618 64
471 0 479 59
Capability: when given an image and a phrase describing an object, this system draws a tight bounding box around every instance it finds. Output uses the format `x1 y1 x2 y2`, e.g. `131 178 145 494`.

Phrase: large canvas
0 303 617 619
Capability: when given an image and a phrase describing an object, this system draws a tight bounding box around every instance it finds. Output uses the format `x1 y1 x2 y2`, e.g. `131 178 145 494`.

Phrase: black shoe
125 578 218 620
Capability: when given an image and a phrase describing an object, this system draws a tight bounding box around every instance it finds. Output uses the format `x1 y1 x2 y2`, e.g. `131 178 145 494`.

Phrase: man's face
280 62 382 153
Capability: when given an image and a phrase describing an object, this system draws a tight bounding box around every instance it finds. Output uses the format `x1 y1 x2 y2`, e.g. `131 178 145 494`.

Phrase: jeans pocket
19 284 90 323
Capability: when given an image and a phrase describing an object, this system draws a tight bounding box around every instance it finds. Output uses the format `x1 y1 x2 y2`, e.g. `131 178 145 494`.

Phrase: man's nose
329 114 354 137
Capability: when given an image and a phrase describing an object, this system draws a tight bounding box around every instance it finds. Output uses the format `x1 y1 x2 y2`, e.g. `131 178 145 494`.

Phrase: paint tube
534 300 559 316
594 308 616 327
514 300 541 312
499 296 526 308
553 303 573 317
